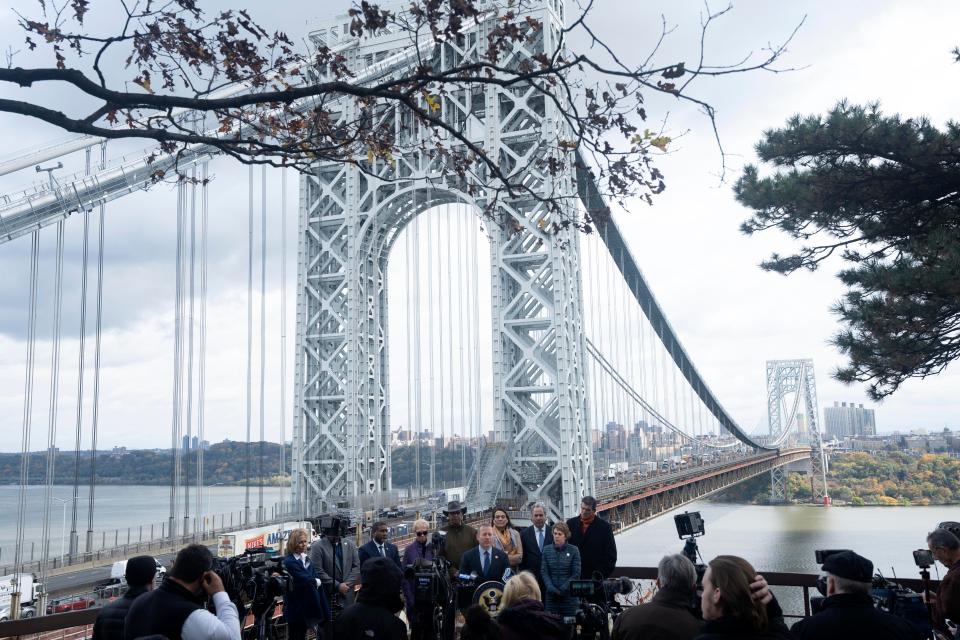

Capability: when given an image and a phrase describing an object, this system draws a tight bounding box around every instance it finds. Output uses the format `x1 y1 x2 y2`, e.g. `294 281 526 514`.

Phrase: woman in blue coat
282 527 331 640
541 521 581 620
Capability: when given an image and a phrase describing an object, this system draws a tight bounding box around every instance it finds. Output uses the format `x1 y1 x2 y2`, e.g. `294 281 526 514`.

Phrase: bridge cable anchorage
40 219 65 584
86 145 107 554
197 161 209 533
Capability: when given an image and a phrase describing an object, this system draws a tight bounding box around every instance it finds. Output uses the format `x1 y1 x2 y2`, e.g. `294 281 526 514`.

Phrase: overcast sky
0 0 958 453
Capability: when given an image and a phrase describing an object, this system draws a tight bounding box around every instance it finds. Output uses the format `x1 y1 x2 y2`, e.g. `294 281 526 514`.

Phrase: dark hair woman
491 507 523 570
282 528 331 640
696 555 791 639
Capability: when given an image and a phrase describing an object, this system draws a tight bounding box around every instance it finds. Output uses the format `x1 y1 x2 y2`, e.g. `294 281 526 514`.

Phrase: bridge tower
291 1 593 521
766 360 828 502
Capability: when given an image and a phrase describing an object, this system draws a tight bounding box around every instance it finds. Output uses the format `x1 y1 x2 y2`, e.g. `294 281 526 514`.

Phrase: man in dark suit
566 495 617 579
459 524 511 583
519 502 552 593
358 521 402 571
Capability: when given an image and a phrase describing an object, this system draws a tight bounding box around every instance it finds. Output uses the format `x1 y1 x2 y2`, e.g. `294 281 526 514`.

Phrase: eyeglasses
415 531 428 536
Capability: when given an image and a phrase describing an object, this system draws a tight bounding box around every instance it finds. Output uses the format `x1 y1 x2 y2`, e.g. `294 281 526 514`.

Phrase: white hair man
612 554 701 640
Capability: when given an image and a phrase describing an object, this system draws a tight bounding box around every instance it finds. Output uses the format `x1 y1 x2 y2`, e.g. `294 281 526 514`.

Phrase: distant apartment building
824 401 876 438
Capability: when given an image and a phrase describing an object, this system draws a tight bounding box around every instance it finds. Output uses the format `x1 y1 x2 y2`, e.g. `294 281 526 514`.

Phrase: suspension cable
196 162 208 532
183 169 197 536
86 146 106 553
71 151 91 564
15 231 40 579
244 165 253 525
279 168 287 505
40 220 65 579
412 211 421 499
427 205 436 494
169 180 186 539
259 165 267 521
456 206 466 487
469 215 482 498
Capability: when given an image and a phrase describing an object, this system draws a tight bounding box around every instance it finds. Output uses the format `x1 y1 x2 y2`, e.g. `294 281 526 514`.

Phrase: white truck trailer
216 521 312 558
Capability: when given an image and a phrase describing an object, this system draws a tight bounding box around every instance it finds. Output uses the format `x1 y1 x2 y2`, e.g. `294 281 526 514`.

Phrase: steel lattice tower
291 1 593 520
766 359 828 502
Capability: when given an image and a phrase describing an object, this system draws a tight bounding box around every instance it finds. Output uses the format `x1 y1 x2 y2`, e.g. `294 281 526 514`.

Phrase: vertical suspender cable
464 211 477 493
245 165 253 525
456 208 466 487
427 207 435 494
444 205 456 488
470 217 482 498
40 220 65 576
72 152 91 560
197 162 208 531
15 231 40 579
86 145 106 553
279 168 287 511
183 171 197 536
169 182 186 539
412 214 422 499
259 166 267 521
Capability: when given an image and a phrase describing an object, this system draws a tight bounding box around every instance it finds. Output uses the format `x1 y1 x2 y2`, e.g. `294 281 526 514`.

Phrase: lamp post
51 497 68 565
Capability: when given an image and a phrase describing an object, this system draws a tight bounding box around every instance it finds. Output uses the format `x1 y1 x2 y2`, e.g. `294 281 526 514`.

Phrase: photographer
791 550 920 640
282 527 331 640
334 556 407 640
93 555 156 640
567 496 617 579
612 554 700 640
310 519 360 607
124 543 241 640
928 527 960 638
402 519 435 640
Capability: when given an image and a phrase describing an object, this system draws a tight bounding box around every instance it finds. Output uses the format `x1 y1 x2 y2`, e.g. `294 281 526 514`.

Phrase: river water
615 500 959 614
0 484 288 563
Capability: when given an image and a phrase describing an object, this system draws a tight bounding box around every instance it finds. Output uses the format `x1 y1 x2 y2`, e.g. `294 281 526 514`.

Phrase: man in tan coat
438 500 477 578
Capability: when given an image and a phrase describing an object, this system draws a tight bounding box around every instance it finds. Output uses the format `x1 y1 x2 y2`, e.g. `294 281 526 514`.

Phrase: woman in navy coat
541 521 581 620
283 527 331 640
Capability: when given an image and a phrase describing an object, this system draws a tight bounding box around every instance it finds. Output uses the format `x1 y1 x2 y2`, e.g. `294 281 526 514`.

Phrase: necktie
538 529 544 551
482 550 490 577
334 543 343 582
378 544 384 556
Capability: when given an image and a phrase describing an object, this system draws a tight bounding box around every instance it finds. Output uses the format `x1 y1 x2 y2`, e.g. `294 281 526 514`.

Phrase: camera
315 515 348 537
568 577 634 639
404 550 456 640
212 548 290 632
814 549 849 565
912 549 934 569
674 512 705 539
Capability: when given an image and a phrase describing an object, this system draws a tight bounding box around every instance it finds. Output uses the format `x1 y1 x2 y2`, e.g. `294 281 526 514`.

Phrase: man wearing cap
927 527 960 638
93 555 157 640
791 550 922 640
438 500 477 578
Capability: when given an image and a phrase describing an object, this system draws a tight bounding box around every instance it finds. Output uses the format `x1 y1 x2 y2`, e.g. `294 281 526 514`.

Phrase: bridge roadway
33 448 810 600
597 447 812 531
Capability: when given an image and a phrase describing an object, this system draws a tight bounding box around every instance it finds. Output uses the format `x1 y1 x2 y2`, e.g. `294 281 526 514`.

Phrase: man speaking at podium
459 525 511 599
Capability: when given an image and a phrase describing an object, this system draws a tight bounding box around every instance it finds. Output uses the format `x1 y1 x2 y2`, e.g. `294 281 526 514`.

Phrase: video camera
567 576 635 639
212 547 290 632
674 511 706 585
315 515 348 538
403 535 455 640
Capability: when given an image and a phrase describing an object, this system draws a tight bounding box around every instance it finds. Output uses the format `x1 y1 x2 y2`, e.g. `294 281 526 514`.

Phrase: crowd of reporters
90 499 960 640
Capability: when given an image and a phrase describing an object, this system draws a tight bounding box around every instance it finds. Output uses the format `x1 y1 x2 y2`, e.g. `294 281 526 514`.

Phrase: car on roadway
0 606 36 621
46 595 96 615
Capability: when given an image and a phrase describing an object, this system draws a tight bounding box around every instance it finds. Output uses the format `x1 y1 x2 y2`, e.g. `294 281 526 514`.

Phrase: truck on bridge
607 462 629 479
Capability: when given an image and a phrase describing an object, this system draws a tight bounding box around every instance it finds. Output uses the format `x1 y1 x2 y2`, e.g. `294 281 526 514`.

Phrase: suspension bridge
0 0 828 614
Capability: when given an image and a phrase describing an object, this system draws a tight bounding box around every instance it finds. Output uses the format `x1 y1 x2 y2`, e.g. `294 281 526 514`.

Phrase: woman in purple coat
402 518 435 640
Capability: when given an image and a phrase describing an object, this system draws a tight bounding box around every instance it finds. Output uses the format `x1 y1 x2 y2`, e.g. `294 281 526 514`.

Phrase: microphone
457 571 478 582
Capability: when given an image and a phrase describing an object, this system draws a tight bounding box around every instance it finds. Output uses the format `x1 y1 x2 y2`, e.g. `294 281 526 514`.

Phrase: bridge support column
769 467 787 503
